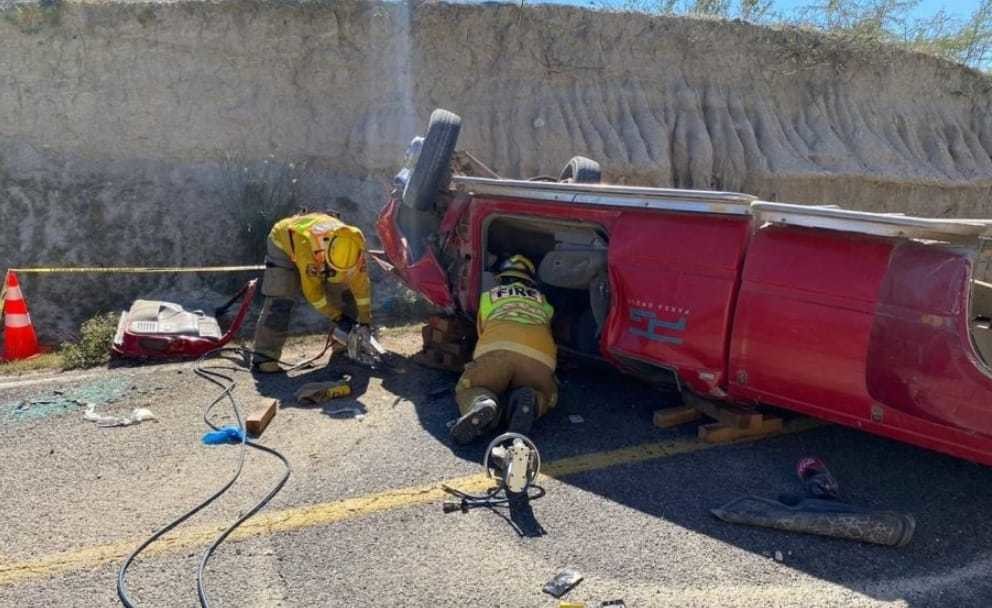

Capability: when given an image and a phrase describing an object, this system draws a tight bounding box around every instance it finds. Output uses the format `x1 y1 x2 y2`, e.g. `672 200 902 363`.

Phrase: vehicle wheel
559 156 601 184
402 109 462 211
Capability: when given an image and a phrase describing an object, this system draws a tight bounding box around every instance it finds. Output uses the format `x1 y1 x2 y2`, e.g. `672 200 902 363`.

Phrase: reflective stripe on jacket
269 213 372 323
474 282 556 370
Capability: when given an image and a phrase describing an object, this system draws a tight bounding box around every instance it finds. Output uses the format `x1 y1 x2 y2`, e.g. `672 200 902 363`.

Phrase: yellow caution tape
7 265 265 274
0 267 264 320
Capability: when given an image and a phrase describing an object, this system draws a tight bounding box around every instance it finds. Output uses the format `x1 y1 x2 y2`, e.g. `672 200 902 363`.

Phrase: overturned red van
378 109 992 466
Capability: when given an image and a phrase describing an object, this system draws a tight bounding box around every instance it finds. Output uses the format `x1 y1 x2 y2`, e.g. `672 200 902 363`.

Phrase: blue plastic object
201 426 245 445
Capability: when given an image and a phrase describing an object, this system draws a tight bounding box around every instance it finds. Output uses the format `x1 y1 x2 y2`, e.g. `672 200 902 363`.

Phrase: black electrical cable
115 338 321 608
192 348 292 608
117 347 250 608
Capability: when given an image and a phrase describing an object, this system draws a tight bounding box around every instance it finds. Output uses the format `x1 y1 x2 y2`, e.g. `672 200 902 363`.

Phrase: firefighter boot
253 360 283 374
450 395 500 445
507 387 537 435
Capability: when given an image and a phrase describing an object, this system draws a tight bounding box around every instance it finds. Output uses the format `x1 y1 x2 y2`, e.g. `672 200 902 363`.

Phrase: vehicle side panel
728 226 893 419
867 242 992 437
603 212 751 395
726 226 992 465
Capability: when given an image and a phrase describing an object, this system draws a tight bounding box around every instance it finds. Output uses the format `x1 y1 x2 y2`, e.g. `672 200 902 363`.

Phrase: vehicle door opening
482 215 609 358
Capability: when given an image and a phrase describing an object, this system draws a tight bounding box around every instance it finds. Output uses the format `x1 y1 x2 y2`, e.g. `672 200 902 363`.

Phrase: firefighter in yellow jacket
252 212 372 372
451 255 558 444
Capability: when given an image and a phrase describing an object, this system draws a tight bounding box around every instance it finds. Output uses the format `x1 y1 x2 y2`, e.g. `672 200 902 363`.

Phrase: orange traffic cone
2 271 40 361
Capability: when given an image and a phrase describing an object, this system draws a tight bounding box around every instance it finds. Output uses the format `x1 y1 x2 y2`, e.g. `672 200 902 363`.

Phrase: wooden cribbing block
246 400 278 437
653 405 704 428
684 392 763 430
698 416 783 444
428 315 472 338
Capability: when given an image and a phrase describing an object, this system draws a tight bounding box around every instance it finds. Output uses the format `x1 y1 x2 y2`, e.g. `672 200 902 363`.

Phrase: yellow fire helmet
326 226 365 272
496 254 536 284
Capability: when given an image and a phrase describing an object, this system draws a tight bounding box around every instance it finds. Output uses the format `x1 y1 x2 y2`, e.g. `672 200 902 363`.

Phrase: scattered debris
713 456 915 546
797 456 841 499
112 280 257 360
543 568 584 598
246 400 278 437
774 550 784 562
602 601 626 607
83 403 157 427
201 426 245 445
295 378 352 404
568 414 584 424
2 377 131 422
711 495 916 546
323 406 365 420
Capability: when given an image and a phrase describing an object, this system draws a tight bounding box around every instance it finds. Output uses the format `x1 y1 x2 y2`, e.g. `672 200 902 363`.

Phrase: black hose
441 481 546 511
117 343 301 608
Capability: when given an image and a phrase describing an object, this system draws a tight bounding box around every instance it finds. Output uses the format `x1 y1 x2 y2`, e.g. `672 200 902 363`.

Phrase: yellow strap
312 297 329 309
7 265 265 274
355 297 371 305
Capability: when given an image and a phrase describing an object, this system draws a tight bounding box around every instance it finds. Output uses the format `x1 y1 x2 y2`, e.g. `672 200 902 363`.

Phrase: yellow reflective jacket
269 213 372 324
474 281 556 370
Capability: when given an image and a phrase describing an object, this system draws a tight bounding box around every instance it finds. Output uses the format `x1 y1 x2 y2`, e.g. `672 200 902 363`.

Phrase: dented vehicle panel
378 111 992 466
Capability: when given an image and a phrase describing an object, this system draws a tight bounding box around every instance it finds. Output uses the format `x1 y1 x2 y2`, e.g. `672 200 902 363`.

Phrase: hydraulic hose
116 342 306 608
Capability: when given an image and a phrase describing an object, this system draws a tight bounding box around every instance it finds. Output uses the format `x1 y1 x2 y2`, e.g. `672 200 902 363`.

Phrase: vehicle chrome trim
452 176 756 215
752 202 992 240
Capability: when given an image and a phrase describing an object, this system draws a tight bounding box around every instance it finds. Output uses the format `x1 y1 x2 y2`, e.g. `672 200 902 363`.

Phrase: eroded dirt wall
2 1 991 338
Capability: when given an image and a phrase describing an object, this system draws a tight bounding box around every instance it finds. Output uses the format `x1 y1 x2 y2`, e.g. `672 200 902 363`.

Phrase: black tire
558 155 601 184
402 109 462 211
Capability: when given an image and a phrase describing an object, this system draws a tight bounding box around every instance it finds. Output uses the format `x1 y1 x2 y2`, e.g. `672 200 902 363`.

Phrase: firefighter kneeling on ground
252 212 373 372
451 255 558 444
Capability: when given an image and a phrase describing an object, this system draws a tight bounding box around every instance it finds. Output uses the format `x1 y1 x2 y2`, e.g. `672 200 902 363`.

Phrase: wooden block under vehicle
421 324 435 347
698 416 783 444
428 315 472 337
653 405 704 428
684 392 763 430
246 400 278 437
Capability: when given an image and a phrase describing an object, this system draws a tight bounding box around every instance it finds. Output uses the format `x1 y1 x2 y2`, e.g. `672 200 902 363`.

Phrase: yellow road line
0 418 819 586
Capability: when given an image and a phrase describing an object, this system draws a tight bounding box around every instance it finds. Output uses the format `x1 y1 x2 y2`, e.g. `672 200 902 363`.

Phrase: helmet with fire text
496 254 536 285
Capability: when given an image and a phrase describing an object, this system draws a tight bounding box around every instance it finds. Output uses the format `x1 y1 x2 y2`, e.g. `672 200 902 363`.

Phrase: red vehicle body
378 113 992 466
112 280 257 359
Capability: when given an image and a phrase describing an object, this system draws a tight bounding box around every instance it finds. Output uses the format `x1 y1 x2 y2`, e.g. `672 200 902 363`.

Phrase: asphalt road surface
1 329 991 608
